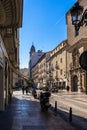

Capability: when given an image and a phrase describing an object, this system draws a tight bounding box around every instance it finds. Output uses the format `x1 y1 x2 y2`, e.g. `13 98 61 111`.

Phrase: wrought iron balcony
49 73 53 77
55 75 58 80
51 66 54 71
55 64 59 69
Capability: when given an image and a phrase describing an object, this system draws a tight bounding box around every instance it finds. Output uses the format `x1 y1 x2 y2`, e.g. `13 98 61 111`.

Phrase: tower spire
30 42 36 57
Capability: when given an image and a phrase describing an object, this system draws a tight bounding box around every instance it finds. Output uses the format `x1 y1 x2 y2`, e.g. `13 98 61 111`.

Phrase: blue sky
20 0 77 68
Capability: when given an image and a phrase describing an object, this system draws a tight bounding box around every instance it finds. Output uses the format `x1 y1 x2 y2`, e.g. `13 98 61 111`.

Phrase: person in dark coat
22 85 25 94
26 86 28 94
67 85 70 92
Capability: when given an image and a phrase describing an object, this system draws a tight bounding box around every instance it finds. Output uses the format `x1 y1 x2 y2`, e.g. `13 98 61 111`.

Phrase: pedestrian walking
26 86 28 94
66 85 70 92
8 88 12 103
22 85 25 94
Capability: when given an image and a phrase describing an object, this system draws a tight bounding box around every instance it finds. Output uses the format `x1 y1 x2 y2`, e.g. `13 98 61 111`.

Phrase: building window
56 71 58 77
56 61 58 65
60 58 62 63
60 69 63 75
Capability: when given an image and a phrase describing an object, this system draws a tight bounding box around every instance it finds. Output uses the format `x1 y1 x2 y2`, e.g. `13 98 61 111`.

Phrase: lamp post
70 2 87 35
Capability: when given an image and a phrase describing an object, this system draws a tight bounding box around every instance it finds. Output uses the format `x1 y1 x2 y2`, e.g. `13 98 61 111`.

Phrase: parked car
51 87 58 93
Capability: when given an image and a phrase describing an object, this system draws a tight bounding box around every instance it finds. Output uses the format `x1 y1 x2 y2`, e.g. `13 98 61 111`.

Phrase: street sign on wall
79 51 87 71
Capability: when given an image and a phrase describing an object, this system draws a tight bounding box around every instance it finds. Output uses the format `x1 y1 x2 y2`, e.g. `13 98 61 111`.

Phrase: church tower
30 43 35 57
28 43 44 78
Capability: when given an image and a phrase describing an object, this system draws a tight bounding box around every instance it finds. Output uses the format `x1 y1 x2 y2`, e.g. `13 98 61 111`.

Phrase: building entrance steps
0 90 76 130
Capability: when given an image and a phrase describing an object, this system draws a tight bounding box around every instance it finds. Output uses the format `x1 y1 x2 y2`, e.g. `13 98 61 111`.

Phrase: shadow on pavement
0 95 40 130
50 106 87 130
0 90 86 130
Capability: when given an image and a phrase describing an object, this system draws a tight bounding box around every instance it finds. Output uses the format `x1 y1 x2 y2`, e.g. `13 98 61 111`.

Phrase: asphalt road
50 92 87 130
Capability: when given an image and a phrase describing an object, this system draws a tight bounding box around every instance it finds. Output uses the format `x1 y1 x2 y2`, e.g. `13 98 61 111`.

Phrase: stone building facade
50 40 71 89
66 0 87 92
0 0 23 111
31 40 71 90
31 0 87 93
32 53 47 88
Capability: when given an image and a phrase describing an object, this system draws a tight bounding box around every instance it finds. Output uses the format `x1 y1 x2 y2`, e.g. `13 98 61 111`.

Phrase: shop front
0 36 8 111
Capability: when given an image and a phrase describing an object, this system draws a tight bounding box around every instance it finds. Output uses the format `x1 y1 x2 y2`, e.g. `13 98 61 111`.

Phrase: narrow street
0 90 76 130
50 91 87 130
0 0 87 130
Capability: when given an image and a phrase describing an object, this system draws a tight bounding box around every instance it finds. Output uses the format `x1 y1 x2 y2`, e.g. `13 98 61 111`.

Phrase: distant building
20 68 29 77
29 44 44 78
18 68 29 87
32 52 51 88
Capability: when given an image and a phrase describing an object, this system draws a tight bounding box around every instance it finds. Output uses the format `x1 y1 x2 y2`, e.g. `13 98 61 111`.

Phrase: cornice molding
0 0 23 29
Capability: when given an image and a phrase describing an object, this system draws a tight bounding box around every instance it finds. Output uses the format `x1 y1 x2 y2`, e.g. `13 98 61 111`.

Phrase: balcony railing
49 73 53 77
49 70 51 73
55 76 58 80
51 66 54 71
55 64 59 69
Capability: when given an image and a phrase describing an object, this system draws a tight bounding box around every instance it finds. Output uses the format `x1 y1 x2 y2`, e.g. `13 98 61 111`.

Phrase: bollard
69 107 72 122
55 101 57 113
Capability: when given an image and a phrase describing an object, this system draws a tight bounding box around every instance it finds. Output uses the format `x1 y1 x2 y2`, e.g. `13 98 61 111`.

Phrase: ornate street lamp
70 2 87 35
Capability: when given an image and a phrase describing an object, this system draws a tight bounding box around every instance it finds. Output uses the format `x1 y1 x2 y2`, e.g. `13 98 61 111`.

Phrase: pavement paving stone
0 90 80 130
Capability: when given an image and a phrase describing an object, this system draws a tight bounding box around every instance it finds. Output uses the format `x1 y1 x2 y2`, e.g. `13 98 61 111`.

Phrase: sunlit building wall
32 53 51 88
50 40 71 89
66 0 87 92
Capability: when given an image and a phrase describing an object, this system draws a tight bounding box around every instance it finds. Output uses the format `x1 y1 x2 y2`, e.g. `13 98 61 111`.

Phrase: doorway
73 75 78 91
